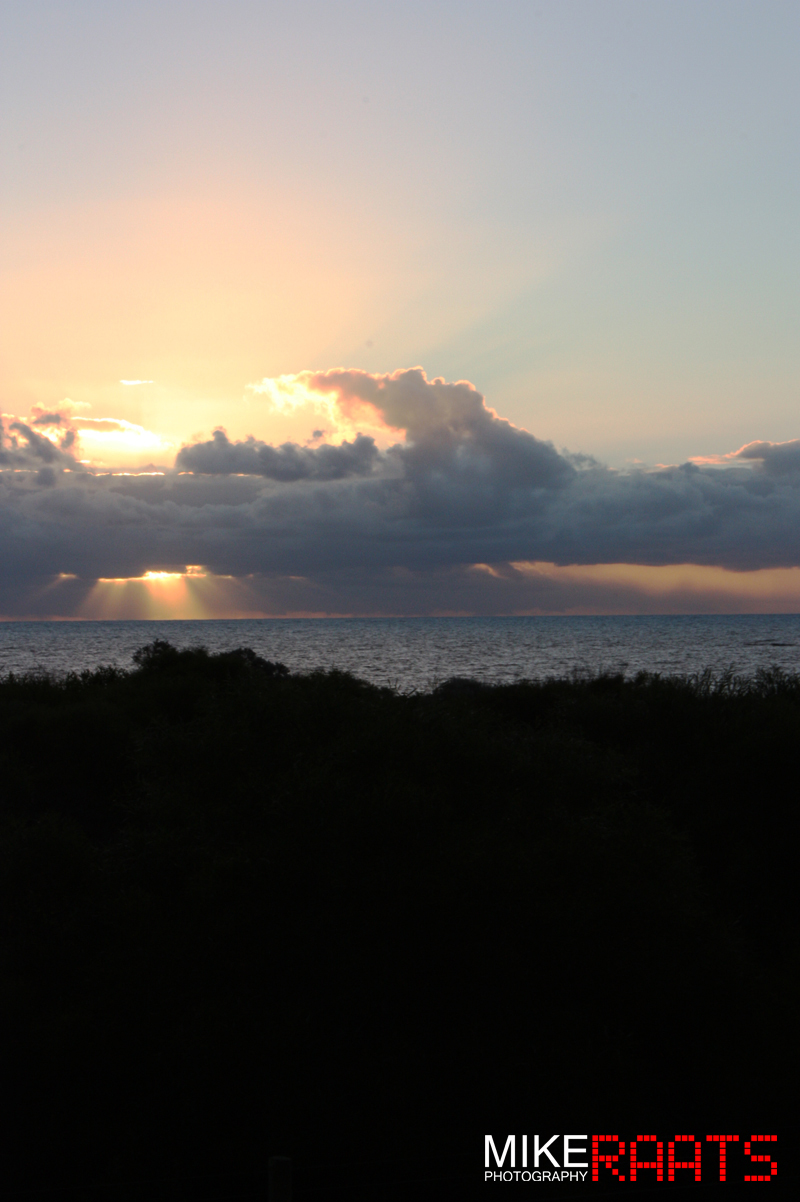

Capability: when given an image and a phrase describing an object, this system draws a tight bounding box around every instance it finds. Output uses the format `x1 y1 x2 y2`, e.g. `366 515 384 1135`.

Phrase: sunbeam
78 567 256 620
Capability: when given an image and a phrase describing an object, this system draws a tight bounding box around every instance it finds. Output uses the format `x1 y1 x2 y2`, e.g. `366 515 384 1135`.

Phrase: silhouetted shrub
0 646 794 1199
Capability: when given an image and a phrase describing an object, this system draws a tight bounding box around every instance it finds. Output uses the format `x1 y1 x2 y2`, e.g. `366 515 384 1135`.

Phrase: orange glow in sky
506 561 800 614
2 4 798 621
78 567 258 620
57 561 800 621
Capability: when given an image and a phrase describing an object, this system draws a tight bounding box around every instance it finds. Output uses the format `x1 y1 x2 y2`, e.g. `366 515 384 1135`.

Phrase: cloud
690 437 800 476
120 380 154 386
4 368 800 616
175 428 382 481
733 439 800 475
73 417 145 434
0 415 83 475
303 367 573 492
3 404 173 471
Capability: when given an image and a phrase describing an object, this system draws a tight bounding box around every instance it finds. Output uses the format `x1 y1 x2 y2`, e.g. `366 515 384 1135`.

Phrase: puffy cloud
733 439 800 475
3 368 800 616
3 403 173 472
0 415 83 476
175 429 381 481
691 437 800 476
302 367 573 491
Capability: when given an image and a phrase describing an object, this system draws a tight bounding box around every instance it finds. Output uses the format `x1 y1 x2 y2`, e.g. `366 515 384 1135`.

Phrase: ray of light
78 567 256 620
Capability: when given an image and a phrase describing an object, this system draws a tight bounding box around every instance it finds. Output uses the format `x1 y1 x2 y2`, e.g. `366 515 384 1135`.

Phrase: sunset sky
2 0 799 618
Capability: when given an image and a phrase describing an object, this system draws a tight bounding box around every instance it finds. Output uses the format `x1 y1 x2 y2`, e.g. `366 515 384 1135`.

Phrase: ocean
1 614 799 691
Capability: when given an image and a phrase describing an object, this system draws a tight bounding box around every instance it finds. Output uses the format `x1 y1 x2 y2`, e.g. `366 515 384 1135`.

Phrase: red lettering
706 1135 739 1181
744 1135 777 1181
592 1135 626 1182
630 1135 664 1182
668 1135 701 1181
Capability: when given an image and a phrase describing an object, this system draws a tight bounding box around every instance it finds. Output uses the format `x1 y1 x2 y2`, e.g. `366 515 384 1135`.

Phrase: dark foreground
0 642 794 1199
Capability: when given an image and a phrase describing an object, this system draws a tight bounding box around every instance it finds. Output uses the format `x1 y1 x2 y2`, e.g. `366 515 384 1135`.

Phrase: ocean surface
1 615 800 691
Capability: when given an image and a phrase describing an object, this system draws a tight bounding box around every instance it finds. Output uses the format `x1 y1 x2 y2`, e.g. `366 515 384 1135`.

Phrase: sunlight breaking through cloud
247 370 406 446
78 566 254 620
5 368 800 618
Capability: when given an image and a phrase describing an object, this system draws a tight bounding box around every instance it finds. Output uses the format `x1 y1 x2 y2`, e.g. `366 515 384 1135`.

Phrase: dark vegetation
0 641 795 1199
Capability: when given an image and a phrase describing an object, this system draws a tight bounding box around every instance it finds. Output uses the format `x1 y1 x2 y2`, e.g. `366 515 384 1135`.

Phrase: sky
1 0 799 618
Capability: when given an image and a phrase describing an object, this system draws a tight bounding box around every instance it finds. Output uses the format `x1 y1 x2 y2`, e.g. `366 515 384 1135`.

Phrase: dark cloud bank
3 368 800 615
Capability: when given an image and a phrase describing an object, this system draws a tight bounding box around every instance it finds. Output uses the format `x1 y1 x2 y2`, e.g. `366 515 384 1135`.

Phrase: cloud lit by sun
6 365 800 620
248 372 406 447
5 401 174 470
